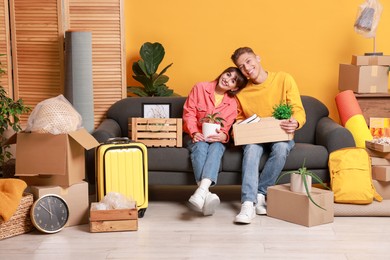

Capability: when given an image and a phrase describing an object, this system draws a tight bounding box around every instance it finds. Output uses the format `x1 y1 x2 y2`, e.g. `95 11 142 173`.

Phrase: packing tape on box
335 90 363 126
371 66 378 77
345 114 373 148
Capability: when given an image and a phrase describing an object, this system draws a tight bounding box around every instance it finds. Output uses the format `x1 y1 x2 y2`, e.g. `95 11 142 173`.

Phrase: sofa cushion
222 143 328 172
148 147 192 172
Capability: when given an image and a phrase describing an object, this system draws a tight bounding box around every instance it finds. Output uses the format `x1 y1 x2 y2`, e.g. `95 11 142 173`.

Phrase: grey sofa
86 96 355 187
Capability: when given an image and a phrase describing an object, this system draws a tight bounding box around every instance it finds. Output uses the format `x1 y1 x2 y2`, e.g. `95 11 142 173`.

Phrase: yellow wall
125 0 390 121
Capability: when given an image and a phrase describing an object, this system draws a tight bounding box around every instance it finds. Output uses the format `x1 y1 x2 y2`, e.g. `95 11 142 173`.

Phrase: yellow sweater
236 71 306 129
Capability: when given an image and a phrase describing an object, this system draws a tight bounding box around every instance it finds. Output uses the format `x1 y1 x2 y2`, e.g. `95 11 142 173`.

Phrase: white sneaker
256 193 267 215
202 192 220 216
188 188 207 211
234 201 255 224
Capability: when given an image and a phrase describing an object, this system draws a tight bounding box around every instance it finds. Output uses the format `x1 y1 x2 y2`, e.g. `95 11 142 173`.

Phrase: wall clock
30 194 69 234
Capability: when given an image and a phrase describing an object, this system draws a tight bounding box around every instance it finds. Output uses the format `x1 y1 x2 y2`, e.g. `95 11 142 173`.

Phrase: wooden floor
1 186 390 260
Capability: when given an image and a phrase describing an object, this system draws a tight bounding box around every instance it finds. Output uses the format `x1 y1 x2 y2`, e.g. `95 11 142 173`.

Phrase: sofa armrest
316 117 355 153
92 118 122 143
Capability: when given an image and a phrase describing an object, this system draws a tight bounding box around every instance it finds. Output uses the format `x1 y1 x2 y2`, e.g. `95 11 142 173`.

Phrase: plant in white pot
275 159 330 210
200 112 225 140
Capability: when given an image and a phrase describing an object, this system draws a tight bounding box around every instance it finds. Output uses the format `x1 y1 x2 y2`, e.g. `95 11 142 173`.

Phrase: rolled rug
335 90 372 148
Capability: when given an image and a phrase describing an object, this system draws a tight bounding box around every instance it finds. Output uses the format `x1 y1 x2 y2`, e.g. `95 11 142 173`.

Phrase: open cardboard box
9 128 99 187
233 117 293 146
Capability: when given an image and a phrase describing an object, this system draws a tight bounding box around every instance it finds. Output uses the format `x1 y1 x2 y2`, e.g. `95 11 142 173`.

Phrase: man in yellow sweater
231 47 306 224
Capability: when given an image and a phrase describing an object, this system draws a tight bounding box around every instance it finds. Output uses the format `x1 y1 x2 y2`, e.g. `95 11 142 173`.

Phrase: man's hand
280 117 299 134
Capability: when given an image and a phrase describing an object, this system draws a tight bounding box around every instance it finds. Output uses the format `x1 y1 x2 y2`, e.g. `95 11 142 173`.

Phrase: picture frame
142 103 171 118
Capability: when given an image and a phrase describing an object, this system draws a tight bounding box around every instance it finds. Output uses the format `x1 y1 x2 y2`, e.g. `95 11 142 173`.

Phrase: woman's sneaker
188 187 207 211
234 201 255 224
202 192 220 216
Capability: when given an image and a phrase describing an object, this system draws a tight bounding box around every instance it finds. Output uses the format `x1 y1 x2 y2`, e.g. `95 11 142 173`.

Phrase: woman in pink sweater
183 67 247 216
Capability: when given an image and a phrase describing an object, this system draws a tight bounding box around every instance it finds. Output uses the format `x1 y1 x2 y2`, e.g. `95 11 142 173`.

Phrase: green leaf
140 42 165 75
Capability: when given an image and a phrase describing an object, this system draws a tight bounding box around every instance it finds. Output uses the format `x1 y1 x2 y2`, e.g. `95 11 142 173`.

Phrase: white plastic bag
25 94 82 134
354 0 383 38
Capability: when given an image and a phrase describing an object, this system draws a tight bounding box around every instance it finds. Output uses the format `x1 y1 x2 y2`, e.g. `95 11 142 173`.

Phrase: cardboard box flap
68 128 100 150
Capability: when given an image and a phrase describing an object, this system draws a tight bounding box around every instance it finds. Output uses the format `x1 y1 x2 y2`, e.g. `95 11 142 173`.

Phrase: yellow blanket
0 179 27 222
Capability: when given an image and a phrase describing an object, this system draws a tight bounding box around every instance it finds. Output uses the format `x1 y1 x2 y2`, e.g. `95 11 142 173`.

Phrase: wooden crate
89 203 138 233
0 193 34 240
128 118 182 147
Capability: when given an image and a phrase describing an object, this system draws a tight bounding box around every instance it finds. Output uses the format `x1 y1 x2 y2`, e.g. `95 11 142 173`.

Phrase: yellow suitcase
96 137 148 217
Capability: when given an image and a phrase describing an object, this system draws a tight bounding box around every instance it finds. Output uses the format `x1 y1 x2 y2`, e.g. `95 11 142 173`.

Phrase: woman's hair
217 67 248 97
230 47 255 65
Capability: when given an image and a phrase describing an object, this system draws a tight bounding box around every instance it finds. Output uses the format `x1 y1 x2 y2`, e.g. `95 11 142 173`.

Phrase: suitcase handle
105 137 132 144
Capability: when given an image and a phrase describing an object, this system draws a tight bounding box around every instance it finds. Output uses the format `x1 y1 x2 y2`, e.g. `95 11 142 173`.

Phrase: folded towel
0 179 27 222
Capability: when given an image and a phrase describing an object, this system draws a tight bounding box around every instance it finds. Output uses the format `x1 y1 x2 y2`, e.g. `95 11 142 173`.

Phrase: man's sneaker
188 188 207 211
256 193 267 215
234 201 255 224
202 192 220 216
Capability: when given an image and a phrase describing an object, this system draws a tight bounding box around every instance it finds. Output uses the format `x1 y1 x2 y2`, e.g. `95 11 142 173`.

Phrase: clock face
31 194 69 234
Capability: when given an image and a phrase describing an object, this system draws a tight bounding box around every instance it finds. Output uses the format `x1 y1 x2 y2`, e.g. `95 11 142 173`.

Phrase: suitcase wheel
138 208 146 218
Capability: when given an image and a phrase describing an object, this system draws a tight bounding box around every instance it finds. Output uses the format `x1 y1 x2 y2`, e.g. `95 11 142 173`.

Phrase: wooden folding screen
0 0 125 127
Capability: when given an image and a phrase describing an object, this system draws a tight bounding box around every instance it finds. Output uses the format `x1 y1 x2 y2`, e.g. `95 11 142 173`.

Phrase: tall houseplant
275 159 331 210
127 42 175 97
0 57 31 170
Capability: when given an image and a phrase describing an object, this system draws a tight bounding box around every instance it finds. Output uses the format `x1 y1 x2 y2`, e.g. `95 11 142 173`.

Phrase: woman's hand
192 132 205 143
280 117 299 134
206 129 228 143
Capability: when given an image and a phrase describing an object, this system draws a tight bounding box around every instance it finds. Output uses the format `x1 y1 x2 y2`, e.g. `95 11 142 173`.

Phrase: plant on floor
272 102 293 120
0 56 31 169
127 42 175 97
200 112 226 127
275 158 330 210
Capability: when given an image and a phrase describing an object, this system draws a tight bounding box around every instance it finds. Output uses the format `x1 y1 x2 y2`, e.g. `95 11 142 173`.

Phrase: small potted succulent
275 159 331 210
272 102 293 120
200 112 225 139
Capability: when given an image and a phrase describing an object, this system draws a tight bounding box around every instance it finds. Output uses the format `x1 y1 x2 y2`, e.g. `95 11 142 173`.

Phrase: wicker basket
0 193 34 240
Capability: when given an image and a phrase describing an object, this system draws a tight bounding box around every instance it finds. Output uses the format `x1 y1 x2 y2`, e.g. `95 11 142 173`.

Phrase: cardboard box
89 202 138 232
233 117 293 146
369 118 390 139
28 181 89 227
366 140 390 152
267 184 334 227
351 55 390 66
12 128 99 187
372 166 390 182
370 156 390 166
366 147 390 160
338 64 389 93
373 180 390 199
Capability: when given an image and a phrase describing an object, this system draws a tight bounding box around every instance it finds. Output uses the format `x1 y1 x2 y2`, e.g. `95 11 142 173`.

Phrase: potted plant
272 102 293 120
127 42 176 97
274 158 331 210
0 57 31 175
200 112 225 139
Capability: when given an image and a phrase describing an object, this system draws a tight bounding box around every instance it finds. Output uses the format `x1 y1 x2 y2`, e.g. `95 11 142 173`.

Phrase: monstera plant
127 42 175 97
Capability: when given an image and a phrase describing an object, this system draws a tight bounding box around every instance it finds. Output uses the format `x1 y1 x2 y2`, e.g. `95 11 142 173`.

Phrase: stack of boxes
338 55 390 94
366 140 390 199
9 128 100 227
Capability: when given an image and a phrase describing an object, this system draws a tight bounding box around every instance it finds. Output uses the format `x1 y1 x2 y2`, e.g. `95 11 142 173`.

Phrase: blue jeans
187 140 226 185
241 140 295 203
